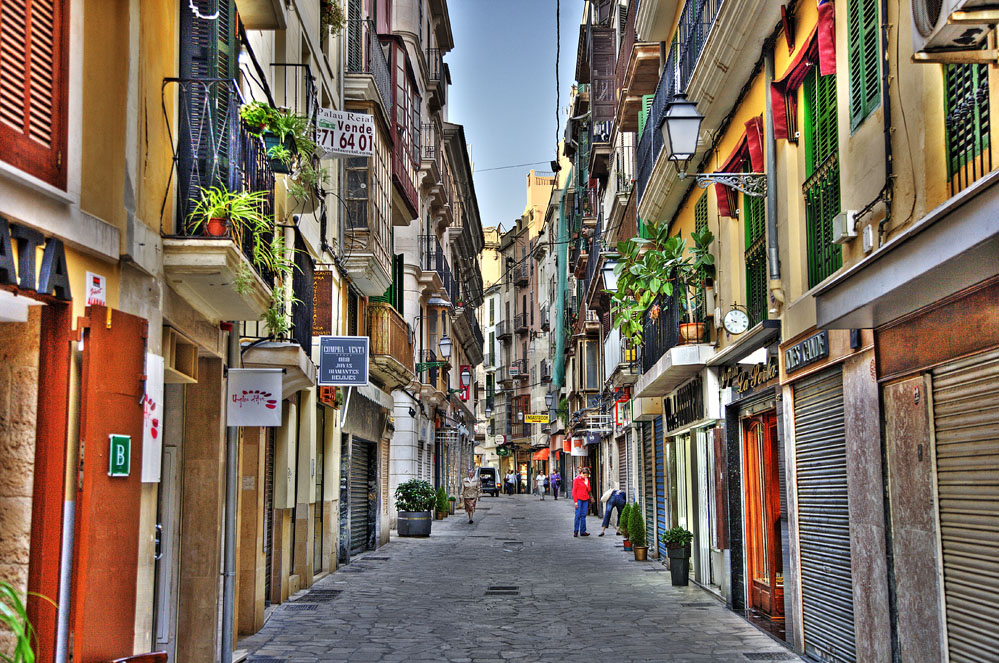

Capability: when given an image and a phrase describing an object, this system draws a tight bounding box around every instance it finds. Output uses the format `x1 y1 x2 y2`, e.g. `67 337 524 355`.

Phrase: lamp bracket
694 172 767 198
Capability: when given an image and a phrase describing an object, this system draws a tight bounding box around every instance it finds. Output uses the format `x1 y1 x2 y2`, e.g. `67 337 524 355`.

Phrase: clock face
723 309 750 334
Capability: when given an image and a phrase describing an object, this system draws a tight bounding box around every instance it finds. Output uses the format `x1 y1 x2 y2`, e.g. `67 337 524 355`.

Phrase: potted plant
394 479 435 537
628 502 648 561
188 186 271 245
620 502 632 550
434 486 448 520
448 495 457 515
610 224 715 347
661 526 694 586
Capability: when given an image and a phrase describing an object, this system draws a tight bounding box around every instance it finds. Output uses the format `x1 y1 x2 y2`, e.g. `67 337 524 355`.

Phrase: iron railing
513 261 529 287
541 360 552 383
420 234 445 281
496 319 512 339
426 47 446 109
509 358 528 378
514 312 529 333
641 291 682 373
636 46 675 205
614 144 636 195
346 19 392 112
677 0 724 91
421 122 441 164
484 353 495 369
510 423 533 440
803 152 842 289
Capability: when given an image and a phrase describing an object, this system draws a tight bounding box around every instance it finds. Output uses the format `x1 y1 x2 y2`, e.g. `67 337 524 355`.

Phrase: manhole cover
284 604 318 612
742 653 797 661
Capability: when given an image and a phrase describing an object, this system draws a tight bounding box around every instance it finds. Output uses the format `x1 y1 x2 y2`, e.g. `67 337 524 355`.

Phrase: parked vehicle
474 467 500 497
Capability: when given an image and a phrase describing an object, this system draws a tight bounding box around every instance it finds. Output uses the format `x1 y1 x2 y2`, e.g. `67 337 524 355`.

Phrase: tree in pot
434 486 448 520
661 526 694 586
620 502 632 550
628 502 648 561
610 224 715 347
395 479 436 537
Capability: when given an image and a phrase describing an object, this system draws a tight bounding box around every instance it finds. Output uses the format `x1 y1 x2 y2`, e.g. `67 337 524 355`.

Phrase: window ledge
0 160 77 206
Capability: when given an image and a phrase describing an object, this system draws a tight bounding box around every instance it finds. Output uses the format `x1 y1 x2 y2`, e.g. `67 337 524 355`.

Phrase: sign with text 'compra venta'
226 368 283 427
318 336 370 386
316 109 374 158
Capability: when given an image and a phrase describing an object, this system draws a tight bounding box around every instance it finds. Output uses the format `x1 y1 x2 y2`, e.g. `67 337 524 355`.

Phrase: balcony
345 19 392 115
604 327 639 388
418 349 449 403
368 302 415 389
584 222 603 303
637 0 782 224
540 360 552 383
514 312 529 335
426 47 447 113
418 234 445 293
419 122 442 188
574 237 590 279
509 359 528 380
589 121 614 181
161 79 274 322
634 293 712 398
540 305 550 331
615 0 662 137
513 261 529 287
484 353 495 369
510 423 534 441
496 319 512 341
236 0 287 29
343 153 393 296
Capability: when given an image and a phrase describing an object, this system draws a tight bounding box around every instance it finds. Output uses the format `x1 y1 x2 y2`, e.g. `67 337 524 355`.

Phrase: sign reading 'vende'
318 336 369 386
316 109 374 158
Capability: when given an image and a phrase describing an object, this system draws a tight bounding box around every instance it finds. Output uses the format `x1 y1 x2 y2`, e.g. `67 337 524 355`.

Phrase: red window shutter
0 0 68 188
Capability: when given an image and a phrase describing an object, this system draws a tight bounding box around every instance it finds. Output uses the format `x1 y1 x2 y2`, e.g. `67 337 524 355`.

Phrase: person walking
505 470 517 496
599 483 627 536
572 467 592 537
461 468 482 523
536 470 548 500
550 470 561 500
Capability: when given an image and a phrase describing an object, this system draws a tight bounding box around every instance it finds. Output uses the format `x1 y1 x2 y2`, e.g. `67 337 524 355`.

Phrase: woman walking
572 467 592 537
461 468 482 523
536 470 548 500
550 470 561 499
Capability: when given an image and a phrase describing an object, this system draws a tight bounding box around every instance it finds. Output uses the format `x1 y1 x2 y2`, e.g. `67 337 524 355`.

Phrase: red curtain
715 117 766 217
770 4 837 141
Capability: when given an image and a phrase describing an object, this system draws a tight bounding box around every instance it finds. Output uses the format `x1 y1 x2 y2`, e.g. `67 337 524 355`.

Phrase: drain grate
484 590 520 596
284 604 318 612
742 653 797 661
487 586 519 591
248 657 286 663
304 590 341 602
511 517 526 520
501 541 523 545
362 556 389 561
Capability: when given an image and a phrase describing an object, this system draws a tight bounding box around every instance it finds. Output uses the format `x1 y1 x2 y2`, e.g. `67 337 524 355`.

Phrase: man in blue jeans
600 484 627 536
572 467 592 537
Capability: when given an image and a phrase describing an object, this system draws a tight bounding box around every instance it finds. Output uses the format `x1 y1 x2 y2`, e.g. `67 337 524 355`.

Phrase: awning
770 6 836 142
532 448 550 461
715 117 765 218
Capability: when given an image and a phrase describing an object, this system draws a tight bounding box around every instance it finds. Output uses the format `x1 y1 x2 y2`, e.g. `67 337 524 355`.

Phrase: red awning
770 5 837 141
532 448 550 461
715 117 765 218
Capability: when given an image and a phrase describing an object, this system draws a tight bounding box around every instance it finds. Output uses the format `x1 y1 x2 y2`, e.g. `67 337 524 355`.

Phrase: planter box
398 511 432 537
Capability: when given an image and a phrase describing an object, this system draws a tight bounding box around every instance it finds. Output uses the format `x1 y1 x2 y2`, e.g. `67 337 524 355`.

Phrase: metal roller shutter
931 349 999 663
350 439 373 554
263 430 274 605
642 422 655 550
618 438 627 493
655 416 667 559
794 367 856 663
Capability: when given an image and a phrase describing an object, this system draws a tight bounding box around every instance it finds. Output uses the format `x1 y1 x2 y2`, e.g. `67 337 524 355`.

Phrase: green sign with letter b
109 434 130 477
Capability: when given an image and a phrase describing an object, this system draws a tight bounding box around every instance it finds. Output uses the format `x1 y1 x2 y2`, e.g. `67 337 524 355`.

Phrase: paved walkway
240 494 801 663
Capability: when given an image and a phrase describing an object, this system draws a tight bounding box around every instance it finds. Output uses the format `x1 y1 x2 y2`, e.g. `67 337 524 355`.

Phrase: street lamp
460 366 472 388
660 94 766 198
601 260 619 292
415 333 454 375
438 334 452 359
545 392 554 409
485 404 493 417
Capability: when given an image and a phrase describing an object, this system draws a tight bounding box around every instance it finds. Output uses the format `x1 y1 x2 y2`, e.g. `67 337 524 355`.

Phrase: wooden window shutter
0 0 69 188
848 0 880 129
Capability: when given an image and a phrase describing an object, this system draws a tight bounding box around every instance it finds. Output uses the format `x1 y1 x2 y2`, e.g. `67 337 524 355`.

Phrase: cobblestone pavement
239 494 802 663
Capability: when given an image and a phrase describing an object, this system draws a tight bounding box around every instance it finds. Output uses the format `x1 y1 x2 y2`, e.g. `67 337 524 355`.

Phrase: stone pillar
390 390 419 527
237 427 265 635
176 357 225 663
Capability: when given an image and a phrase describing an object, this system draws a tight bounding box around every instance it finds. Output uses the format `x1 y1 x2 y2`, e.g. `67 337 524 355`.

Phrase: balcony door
742 411 784 620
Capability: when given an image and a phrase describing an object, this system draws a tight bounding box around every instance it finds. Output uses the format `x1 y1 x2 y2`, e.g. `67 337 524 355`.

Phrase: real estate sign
316 109 374 158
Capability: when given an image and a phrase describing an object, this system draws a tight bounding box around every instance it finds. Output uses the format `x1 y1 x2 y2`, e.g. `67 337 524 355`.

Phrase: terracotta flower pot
206 217 228 237
623 538 632 551
679 322 706 344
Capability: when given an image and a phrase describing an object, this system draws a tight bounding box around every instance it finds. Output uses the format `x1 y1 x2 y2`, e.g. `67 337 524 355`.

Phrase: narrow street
239 496 799 663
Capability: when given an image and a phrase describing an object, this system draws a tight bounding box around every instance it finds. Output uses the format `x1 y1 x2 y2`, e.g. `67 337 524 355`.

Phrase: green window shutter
944 62 991 182
742 163 767 327
804 68 843 289
638 94 654 140
848 0 880 129
694 192 708 233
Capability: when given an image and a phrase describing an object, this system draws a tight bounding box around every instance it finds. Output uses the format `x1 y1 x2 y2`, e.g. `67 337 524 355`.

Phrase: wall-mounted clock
723 308 750 335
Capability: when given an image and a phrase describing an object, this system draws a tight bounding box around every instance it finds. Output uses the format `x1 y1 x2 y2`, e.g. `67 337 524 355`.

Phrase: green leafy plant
609 224 715 345
188 187 271 249
232 262 254 296
394 479 436 512
435 486 449 513
628 502 647 548
1 581 35 663
287 159 329 207
267 144 293 169
556 397 569 426
239 101 273 133
321 0 346 33
263 283 302 337
618 502 631 536
661 526 694 549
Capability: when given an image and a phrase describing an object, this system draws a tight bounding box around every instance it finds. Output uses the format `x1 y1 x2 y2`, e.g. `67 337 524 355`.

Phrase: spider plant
1 581 35 663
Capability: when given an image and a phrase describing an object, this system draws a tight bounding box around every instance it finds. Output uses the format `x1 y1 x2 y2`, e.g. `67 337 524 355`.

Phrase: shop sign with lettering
316 109 374 158
312 270 334 336
0 216 72 300
524 414 549 424
722 356 779 395
784 331 830 374
318 336 370 386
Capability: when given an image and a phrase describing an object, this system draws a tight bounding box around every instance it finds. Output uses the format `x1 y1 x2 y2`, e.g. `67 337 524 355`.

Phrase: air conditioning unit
832 210 858 244
912 0 996 53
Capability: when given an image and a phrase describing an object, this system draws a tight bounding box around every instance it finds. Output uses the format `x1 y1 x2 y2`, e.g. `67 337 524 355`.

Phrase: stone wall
0 308 40 650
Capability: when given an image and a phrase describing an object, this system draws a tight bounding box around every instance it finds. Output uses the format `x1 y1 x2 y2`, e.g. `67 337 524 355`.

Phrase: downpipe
764 49 784 312
875 0 895 246
221 324 239 663
53 500 75 663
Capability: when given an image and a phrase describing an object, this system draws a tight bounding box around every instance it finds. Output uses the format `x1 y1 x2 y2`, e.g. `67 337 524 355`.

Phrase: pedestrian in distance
461 468 482 524
536 470 547 500
505 471 517 496
550 469 561 500
573 467 593 537
599 483 627 536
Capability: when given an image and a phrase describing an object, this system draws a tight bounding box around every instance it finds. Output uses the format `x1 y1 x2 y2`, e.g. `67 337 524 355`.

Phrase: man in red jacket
572 467 592 537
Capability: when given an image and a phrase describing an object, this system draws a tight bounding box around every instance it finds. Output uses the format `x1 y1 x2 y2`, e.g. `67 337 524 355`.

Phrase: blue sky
447 0 585 231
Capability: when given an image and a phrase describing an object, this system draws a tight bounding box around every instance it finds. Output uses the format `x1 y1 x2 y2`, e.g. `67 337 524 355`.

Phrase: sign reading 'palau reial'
318 336 370 387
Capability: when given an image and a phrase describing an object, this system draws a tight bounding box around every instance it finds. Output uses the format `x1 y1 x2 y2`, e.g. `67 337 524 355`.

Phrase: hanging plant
320 0 346 34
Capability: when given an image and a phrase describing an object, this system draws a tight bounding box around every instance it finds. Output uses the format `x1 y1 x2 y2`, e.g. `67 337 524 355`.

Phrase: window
742 167 767 327
693 192 711 324
0 0 69 188
584 340 599 391
489 331 495 358
848 0 880 129
489 298 495 325
944 62 991 195
803 69 842 289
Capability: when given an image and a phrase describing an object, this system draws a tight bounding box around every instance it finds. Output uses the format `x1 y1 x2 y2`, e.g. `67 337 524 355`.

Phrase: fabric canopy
715 116 766 217
532 448 550 461
770 2 837 141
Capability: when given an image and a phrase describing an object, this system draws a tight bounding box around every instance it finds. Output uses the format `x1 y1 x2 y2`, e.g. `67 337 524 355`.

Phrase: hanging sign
312 270 334 336
85 271 106 306
525 414 549 424
570 437 587 457
316 109 375 158
317 336 370 386
226 368 282 427
108 435 131 477
141 353 165 482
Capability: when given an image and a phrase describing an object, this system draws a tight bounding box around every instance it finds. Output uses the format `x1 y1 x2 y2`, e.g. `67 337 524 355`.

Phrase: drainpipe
764 49 785 312
875 0 894 246
221 325 239 663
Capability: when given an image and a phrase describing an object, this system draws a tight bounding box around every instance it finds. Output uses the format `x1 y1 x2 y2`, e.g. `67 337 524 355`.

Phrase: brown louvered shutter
0 0 68 188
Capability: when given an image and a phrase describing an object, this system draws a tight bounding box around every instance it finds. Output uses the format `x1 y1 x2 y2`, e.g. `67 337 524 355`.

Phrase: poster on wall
316 109 375 158
85 271 106 306
317 336 370 386
141 353 164 482
226 368 283 427
570 437 587 457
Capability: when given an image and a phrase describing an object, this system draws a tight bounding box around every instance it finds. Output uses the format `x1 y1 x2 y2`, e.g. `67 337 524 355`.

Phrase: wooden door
742 410 784 619
71 306 148 661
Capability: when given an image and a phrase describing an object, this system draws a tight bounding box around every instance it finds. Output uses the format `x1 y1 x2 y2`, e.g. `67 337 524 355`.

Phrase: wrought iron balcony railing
641 291 682 373
162 78 276 284
346 19 392 112
496 319 512 340
420 234 445 281
513 261 529 287
426 47 446 110
514 312 529 333
421 122 440 164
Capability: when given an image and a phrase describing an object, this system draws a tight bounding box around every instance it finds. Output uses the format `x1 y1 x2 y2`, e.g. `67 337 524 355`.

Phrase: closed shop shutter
263 429 274 605
349 438 373 554
642 422 655 548
931 349 999 663
618 438 627 494
655 416 667 559
794 366 856 663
